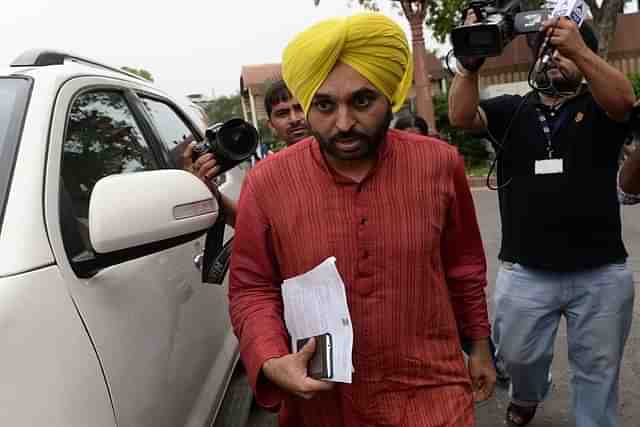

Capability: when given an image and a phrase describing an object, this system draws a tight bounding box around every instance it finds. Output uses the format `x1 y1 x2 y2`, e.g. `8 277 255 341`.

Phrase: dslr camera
451 0 548 58
192 118 259 174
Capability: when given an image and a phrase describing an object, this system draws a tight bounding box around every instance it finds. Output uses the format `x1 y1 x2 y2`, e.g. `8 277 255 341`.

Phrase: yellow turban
282 13 413 115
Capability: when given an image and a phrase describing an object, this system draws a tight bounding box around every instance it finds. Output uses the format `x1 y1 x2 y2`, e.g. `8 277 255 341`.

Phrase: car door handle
194 252 204 271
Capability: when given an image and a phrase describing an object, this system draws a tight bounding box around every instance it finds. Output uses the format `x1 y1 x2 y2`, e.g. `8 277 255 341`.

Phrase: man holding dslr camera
184 79 308 219
449 9 635 427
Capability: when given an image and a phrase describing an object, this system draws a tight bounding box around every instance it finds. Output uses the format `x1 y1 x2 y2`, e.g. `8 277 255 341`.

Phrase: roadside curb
467 176 496 188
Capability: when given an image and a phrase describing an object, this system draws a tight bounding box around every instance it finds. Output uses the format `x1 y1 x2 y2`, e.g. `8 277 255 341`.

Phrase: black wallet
296 333 334 380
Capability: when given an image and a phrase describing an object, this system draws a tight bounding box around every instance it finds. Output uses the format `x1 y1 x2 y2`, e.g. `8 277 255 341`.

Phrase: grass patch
466 163 491 177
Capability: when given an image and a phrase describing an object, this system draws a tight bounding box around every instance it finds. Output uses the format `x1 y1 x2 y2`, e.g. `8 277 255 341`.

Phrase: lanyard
535 106 558 159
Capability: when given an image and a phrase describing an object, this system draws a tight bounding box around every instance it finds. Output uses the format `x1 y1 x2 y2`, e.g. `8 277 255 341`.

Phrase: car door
133 93 242 424
44 77 238 427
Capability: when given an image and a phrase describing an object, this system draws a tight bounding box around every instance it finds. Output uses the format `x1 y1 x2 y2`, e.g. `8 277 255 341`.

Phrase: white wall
480 81 532 99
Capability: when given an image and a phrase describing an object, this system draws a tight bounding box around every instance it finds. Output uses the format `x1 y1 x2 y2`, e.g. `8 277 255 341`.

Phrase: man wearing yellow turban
282 13 414 117
229 13 496 426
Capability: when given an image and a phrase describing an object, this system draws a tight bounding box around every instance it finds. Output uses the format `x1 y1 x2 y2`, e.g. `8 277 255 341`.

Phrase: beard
312 109 393 162
549 71 582 92
535 65 583 94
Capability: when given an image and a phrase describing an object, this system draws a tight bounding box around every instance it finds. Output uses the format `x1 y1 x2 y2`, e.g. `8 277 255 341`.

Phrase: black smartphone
296 333 333 380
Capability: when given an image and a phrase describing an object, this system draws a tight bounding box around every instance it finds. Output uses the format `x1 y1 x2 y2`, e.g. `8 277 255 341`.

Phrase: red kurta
229 129 490 426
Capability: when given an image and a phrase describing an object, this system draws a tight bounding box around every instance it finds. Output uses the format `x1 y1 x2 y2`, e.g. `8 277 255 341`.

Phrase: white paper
281 257 353 383
550 0 586 27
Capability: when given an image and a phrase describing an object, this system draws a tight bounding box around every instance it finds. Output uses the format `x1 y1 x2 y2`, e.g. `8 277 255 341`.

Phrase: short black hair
394 114 429 136
264 79 292 119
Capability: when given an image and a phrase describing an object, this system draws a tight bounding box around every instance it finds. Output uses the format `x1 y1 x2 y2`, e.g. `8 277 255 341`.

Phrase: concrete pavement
473 188 640 427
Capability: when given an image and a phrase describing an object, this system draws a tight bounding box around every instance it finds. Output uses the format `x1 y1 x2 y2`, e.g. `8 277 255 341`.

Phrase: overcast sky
0 0 446 101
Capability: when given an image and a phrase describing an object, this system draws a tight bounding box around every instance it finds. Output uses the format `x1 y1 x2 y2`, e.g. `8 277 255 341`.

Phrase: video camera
451 0 549 58
192 118 259 174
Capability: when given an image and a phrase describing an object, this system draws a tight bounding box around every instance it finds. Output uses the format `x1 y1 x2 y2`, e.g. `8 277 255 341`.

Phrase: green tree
121 67 154 82
433 93 489 169
204 93 244 124
629 72 640 97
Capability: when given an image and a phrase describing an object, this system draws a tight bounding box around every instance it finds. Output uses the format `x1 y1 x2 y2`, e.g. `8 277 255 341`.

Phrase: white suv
0 50 250 427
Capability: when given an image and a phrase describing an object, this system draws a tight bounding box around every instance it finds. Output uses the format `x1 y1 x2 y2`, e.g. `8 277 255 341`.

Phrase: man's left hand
542 17 588 60
467 339 497 402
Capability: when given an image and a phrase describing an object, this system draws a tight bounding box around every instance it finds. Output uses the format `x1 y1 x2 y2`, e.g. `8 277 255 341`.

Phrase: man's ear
267 120 276 132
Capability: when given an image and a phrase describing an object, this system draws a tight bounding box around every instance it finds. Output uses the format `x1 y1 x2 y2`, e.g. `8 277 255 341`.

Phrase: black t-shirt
480 88 628 271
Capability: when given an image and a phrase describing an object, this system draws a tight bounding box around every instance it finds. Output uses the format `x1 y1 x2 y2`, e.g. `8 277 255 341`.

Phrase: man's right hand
457 9 486 73
262 338 335 400
183 142 222 183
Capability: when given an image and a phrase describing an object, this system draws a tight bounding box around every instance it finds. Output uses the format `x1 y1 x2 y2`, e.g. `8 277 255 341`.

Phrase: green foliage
432 93 489 169
424 0 465 44
629 72 640 98
121 66 154 82
205 92 244 124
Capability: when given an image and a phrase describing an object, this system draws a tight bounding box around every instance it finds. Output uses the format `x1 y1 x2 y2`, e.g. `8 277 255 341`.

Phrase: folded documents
282 257 353 383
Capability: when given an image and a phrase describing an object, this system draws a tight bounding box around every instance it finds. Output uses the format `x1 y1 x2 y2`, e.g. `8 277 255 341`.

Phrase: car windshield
0 77 32 235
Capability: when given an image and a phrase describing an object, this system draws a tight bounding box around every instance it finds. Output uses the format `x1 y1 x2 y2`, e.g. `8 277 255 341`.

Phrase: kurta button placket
355 183 374 296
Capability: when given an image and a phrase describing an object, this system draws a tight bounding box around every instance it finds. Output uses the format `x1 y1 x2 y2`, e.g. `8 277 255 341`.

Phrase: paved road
473 188 640 427
248 188 640 426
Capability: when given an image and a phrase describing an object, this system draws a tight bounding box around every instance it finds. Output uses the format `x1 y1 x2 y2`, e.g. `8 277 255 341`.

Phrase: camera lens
218 119 258 160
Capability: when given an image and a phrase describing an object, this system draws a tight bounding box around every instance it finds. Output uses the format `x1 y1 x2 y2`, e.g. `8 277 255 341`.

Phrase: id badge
535 159 563 175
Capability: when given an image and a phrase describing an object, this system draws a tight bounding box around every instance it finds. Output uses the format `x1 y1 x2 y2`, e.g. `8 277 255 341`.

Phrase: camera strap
202 193 232 285
535 103 572 159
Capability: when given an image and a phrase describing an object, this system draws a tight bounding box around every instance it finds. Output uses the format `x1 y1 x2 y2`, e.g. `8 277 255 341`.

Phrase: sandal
506 402 537 426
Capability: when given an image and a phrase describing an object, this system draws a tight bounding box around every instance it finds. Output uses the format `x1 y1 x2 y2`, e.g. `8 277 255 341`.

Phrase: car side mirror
89 170 218 254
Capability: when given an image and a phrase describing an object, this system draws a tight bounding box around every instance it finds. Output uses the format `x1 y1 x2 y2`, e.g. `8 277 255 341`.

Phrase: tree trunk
595 0 624 60
409 20 438 133
401 0 437 134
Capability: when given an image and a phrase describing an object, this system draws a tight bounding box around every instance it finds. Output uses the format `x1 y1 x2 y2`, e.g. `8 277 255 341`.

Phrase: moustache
329 130 369 144
287 121 307 130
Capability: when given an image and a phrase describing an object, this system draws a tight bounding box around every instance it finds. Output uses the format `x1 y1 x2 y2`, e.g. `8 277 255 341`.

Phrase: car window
60 90 158 259
0 84 21 146
141 97 226 185
140 97 197 169
0 77 32 236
